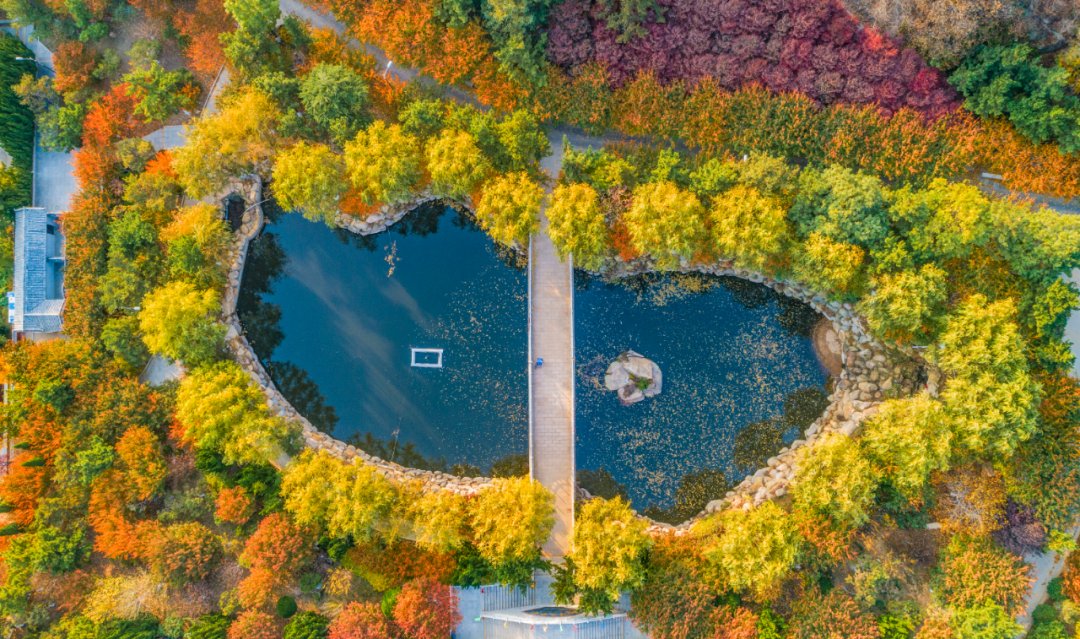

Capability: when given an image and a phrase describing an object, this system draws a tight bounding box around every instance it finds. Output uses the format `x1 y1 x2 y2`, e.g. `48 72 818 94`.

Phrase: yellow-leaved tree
172 88 281 197
695 500 802 601
547 182 611 270
568 496 651 611
425 129 490 199
469 477 554 570
474 172 543 247
175 361 300 466
272 141 346 225
344 121 422 205
138 280 224 366
623 181 706 269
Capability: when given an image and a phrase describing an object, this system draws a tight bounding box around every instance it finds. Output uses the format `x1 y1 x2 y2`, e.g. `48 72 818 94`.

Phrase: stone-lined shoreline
219 178 929 526
220 177 495 495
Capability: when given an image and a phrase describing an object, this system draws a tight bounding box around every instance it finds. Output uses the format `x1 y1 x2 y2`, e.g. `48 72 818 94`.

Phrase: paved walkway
0 25 78 216
530 135 575 560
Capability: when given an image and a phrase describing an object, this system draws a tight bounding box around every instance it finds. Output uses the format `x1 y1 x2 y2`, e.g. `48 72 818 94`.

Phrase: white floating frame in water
410 348 444 369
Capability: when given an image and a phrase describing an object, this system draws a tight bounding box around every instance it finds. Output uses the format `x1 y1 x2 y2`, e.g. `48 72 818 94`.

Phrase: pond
574 272 830 523
239 205 831 521
238 204 529 476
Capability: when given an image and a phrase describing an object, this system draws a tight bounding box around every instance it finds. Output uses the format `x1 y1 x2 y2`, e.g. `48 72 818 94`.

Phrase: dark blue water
238 205 529 475
240 206 830 519
574 273 829 522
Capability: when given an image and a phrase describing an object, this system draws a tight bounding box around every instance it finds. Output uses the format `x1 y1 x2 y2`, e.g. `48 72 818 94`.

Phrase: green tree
569 496 651 607
173 88 281 197
860 394 952 502
480 0 554 84
299 63 372 144
176 361 300 465
272 142 346 224
888 180 992 263
623 181 706 269
425 129 490 199
859 264 948 344
474 172 542 246
791 166 890 250
949 44 1080 153
547 182 611 270
494 110 548 173
399 98 445 138
950 603 1022 639
225 0 280 34
138 281 225 366
284 611 329 639
936 295 1040 460
695 500 802 600
791 433 878 530
598 0 665 43
469 477 553 569
344 121 422 205
710 184 791 274
123 61 196 124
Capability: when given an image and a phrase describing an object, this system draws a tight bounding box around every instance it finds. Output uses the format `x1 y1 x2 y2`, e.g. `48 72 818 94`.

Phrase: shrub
546 0 955 115
284 612 330 639
276 595 297 618
991 500 1046 556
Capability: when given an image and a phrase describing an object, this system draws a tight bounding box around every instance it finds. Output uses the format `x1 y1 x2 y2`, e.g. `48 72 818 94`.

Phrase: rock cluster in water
604 350 662 405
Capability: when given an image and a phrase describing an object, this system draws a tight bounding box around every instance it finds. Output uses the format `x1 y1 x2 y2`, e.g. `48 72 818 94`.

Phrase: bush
1048 577 1066 603
187 614 231 639
276 595 297 618
284 611 330 639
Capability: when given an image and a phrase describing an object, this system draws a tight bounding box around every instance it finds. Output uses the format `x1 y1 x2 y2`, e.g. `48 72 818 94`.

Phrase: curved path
530 135 575 560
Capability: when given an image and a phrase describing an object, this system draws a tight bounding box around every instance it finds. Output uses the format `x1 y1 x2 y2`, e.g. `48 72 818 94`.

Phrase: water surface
238 205 528 474
574 272 829 522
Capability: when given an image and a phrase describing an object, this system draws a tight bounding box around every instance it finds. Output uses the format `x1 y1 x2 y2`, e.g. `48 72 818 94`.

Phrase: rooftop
11 207 64 336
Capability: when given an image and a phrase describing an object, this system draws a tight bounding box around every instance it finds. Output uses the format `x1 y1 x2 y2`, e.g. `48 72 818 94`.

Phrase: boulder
604 350 663 405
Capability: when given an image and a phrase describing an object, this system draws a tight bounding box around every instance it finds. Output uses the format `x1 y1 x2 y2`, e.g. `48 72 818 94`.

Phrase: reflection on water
238 204 528 473
575 272 829 522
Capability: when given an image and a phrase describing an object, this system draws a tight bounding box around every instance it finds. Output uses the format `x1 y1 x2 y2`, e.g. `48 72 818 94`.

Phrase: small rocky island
604 350 663 405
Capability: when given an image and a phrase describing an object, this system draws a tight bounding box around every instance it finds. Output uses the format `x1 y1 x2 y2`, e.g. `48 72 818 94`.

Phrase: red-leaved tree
329 602 395 639
392 579 461 639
